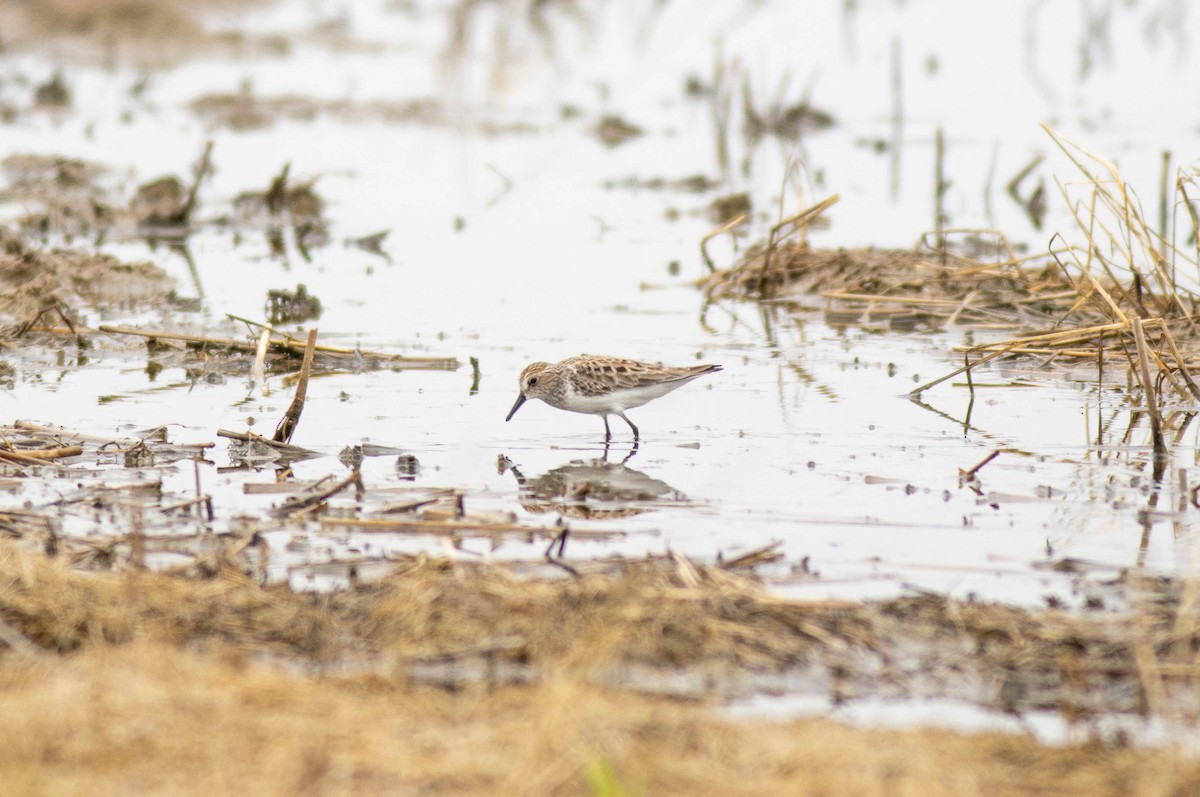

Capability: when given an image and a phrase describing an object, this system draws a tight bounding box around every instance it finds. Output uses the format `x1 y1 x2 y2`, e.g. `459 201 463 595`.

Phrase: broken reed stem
0 445 82 464
1160 150 1171 250
181 140 214 222
1179 179 1200 267
1048 124 1192 322
1158 322 1200 402
718 540 785 571
1051 191 1130 324
908 343 1018 397
274 328 318 444
14 420 122 445
216 428 317 457
700 213 747 273
266 162 291 214
963 352 975 398
160 494 214 521
272 468 363 518
254 326 271 397
1097 331 1105 445
1132 317 1167 458
7 303 80 340
961 450 1001 480
959 321 1132 353
469 356 481 396
1006 154 1044 199
101 323 458 369
1147 341 1193 404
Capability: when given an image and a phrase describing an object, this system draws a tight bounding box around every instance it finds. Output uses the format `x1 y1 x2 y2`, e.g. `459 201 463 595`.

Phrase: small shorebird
505 355 722 442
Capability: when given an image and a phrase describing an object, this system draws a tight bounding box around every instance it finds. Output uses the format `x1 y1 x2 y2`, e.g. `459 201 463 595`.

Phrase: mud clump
266 284 324 325
594 114 644 147
708 192 751 225
0 229 171 321
231 163 329 251
190 90 448 132
190 91 321 132
0 0 284 66
130 176 190 227
33 71 71 108
0 154 117 239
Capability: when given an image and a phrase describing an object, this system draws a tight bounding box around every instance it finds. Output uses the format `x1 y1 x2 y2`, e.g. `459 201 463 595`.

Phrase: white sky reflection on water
4 0 1200 609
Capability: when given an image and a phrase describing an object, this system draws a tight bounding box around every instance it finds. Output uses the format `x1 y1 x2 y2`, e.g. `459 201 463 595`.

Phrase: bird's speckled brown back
562 355 720 397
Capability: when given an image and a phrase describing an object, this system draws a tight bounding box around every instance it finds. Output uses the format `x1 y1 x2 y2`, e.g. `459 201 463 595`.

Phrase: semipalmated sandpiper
505 355 722 442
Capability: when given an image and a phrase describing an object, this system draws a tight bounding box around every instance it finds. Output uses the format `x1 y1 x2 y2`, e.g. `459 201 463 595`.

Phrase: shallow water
5 2 1200 606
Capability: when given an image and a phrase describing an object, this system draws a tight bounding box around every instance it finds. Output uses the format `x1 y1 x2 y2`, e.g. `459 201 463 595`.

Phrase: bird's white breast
554 380 689 414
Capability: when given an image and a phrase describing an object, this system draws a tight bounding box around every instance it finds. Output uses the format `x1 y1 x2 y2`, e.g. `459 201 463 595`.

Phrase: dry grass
702 238 1072 329
1 496 1200 794
703 127 1200 434
1 641 1198 797
2 539 1198 708
705 128 1200 354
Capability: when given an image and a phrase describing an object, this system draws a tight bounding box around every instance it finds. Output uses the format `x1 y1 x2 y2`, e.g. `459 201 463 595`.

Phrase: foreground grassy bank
2 641 1197 797
1 541 1198 794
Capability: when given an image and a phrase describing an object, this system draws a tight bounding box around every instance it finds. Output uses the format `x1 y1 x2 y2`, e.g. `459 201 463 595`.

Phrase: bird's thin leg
618 412 639 442
543 527 579 577
602 415 612 442
544 527 569 559
622 443 639 464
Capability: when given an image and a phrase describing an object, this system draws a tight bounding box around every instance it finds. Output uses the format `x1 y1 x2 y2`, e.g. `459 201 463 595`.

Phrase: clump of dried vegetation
704 126 1200 417
1 539 1200 793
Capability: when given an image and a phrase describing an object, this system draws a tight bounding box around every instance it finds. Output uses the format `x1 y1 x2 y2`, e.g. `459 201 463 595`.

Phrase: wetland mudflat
0 1 1199 793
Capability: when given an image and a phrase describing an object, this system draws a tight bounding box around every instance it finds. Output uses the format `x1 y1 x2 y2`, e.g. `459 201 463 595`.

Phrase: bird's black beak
505 393 527 422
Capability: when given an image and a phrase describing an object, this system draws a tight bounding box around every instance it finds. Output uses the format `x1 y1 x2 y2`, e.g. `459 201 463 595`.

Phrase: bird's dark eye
528 377 538 386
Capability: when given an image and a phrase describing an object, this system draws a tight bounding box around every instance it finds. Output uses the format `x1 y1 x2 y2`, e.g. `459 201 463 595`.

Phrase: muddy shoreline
2 540 1199 794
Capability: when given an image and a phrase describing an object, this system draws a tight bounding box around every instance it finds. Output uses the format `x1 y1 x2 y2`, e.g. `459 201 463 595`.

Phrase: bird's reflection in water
498 448 685 520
